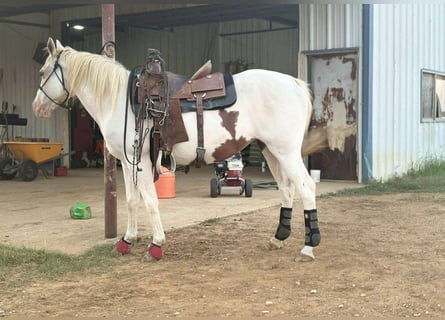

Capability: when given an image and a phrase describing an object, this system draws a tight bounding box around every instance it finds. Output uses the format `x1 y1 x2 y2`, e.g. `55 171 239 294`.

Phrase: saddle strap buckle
193 92 207 100
195 147 206 167
194 93 206 168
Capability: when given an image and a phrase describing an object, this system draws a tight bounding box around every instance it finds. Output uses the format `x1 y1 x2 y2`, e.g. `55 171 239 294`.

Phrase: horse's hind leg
261 148 295 249
294 158 320 261
263 147 320 260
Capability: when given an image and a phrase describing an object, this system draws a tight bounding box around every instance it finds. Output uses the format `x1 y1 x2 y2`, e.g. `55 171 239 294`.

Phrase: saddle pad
180 74 237 113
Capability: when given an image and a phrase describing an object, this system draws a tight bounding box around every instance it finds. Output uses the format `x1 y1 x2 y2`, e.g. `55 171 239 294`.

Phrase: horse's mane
62 47 129 111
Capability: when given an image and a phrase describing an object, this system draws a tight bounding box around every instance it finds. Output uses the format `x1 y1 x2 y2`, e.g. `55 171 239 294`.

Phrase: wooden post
102 4 117 239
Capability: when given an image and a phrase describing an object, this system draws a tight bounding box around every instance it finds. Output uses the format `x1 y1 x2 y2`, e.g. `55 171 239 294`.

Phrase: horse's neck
75 85 128 134
74 88 101 124
66 52 130 128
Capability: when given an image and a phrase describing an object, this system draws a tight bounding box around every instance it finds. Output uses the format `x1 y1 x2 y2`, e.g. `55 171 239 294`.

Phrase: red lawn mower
210 153 253 198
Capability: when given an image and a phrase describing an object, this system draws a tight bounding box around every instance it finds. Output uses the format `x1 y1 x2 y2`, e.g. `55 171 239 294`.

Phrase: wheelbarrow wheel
0 158 17 180
210 178 219 198
19 160 39 181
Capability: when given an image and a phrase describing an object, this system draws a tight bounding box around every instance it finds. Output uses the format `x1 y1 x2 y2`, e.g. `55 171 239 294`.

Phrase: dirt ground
0 167 356 254
2 191 444 318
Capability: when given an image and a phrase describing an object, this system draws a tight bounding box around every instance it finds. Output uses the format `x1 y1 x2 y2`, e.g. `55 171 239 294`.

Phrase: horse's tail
294 78 329 156
302 126 328 156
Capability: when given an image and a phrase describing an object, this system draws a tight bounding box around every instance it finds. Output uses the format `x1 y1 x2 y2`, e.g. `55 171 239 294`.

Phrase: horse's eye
39 71 44 77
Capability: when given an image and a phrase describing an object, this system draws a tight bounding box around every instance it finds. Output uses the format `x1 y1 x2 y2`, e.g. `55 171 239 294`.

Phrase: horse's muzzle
32 101 51 118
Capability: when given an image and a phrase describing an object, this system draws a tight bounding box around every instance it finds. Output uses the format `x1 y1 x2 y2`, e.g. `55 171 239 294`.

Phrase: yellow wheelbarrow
0 141 73 181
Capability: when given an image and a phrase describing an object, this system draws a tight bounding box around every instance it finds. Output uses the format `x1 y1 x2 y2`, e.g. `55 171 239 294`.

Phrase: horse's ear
47 38 56 56
55 39 64 50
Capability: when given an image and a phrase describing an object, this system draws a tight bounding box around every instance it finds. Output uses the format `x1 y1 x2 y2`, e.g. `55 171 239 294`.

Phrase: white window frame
421 69 445 122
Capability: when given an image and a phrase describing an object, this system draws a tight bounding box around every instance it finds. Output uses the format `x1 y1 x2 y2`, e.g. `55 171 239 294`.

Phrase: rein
39 51 71 109
123 66 151 185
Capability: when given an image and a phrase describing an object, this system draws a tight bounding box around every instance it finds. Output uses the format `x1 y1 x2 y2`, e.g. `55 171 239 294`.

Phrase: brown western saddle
132 49 236 180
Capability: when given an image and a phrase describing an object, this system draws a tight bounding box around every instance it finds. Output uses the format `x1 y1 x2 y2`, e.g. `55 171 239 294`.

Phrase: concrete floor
0 165 360 254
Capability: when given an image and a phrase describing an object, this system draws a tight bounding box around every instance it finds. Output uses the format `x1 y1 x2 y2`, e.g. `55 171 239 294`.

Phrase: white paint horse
32 38 326 261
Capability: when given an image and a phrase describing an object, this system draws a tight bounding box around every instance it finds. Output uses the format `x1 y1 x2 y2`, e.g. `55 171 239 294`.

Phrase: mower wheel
210 178 219 198
244 179 253 197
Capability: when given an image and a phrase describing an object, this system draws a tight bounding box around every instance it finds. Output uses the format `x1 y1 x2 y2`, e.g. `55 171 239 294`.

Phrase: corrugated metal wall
299 4 362 51
0 14 64 143
219 19 298 75
116 24 222 76
371 4 445 179
83 19 298 77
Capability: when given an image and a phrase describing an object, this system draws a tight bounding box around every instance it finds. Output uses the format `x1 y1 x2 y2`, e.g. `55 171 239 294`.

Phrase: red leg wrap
148 243 163 260
115 238 132 255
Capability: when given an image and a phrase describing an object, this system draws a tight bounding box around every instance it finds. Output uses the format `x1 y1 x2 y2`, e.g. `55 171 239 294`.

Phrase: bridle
38 51 71 109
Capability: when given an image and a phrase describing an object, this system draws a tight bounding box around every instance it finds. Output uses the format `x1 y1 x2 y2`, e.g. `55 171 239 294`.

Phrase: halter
38 51 71 109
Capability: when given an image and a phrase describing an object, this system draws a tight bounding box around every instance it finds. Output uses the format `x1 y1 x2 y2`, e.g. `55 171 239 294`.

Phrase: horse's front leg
139 172 165 261
115 164 140 255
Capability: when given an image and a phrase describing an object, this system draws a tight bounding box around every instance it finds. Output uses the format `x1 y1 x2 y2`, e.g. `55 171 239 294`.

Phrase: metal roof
0 3 298 28
0 4 83 18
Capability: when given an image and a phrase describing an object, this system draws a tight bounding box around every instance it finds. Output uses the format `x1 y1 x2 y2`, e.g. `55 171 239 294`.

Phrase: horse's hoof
298 245 315 261
268 237 284 250
115 237 132 255
146 243 163 261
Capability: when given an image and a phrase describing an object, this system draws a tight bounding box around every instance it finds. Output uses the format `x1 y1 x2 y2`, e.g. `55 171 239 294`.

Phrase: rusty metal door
308 51 358 180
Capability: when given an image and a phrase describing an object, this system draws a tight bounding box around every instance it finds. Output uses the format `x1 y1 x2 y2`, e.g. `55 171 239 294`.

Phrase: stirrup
156 151 176 174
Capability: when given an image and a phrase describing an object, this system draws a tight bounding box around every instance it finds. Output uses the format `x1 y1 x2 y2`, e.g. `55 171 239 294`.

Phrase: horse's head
32 37 70 118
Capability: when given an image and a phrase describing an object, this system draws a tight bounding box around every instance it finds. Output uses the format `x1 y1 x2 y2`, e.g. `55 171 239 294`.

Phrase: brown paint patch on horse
218 109 238 138
211 109 248 161
212 137 248 162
